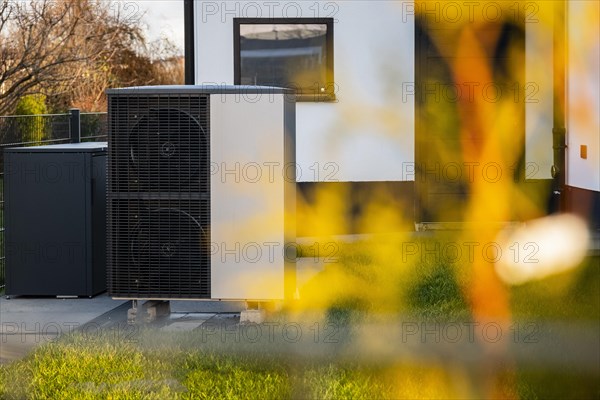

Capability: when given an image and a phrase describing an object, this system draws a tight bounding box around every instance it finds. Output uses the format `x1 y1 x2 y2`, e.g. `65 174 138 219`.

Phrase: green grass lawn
0 332 398 399
0 237 598 399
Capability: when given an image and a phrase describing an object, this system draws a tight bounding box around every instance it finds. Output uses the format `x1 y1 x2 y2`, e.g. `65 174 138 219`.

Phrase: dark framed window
234 18 335 101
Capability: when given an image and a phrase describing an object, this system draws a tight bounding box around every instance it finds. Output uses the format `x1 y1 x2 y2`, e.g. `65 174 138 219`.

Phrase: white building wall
567 0 600 191
195 1 415 182
195 1 570 185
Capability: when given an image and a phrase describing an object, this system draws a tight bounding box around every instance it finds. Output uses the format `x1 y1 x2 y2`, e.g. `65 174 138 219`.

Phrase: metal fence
0 109 108 289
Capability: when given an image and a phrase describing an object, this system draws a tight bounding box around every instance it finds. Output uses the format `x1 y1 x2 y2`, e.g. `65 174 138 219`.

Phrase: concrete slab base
240 309 266 324
127 300 171 324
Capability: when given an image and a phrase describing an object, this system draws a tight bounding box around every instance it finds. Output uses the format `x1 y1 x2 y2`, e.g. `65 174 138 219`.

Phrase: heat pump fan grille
107 94 211 298
108 95 210 194
107 199 210 298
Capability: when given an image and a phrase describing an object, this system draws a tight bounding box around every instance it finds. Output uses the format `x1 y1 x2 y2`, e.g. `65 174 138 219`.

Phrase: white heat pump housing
106 85 296 301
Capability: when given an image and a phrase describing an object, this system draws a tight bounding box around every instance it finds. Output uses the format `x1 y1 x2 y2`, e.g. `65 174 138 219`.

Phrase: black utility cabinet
4 143 107 297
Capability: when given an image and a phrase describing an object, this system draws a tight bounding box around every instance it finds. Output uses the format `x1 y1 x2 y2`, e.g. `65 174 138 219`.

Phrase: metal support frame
551 1 567 212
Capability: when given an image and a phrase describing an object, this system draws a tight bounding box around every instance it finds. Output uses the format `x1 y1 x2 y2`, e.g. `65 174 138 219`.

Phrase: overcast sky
130 1 186 53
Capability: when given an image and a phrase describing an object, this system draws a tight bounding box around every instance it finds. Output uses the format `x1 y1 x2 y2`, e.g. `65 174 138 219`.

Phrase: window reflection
238 23 331 97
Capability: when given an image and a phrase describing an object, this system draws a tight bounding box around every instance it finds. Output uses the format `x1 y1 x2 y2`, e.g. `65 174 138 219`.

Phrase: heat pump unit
106 86 296 301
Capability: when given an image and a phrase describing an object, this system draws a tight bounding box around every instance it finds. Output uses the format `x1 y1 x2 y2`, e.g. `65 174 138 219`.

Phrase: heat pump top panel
6 142 107 152
106 85 294 95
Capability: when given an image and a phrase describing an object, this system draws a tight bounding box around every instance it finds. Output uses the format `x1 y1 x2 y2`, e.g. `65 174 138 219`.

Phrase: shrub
14 94 48 144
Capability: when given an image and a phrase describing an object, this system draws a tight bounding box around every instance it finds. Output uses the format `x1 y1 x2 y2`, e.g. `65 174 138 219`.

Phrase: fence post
69 108 80 143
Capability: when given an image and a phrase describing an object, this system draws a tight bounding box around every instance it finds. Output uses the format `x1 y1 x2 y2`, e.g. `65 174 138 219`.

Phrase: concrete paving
0 257 325 364
0 293 127 364
0 296 253 364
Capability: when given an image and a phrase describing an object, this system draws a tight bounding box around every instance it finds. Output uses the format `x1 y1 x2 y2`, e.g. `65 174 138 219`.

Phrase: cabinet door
91 154 107 295
6 152 87 295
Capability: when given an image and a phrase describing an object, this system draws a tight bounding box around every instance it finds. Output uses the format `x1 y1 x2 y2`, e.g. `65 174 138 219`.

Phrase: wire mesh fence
81 112 108 142
0 109 107 289
0 113 71 147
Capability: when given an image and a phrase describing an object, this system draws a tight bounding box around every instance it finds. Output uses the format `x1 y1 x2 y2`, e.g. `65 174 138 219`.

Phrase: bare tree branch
0 0 183 115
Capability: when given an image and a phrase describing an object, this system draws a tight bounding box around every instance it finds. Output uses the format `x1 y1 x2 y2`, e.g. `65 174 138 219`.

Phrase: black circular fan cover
131 208 204 273
128 108 205 191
